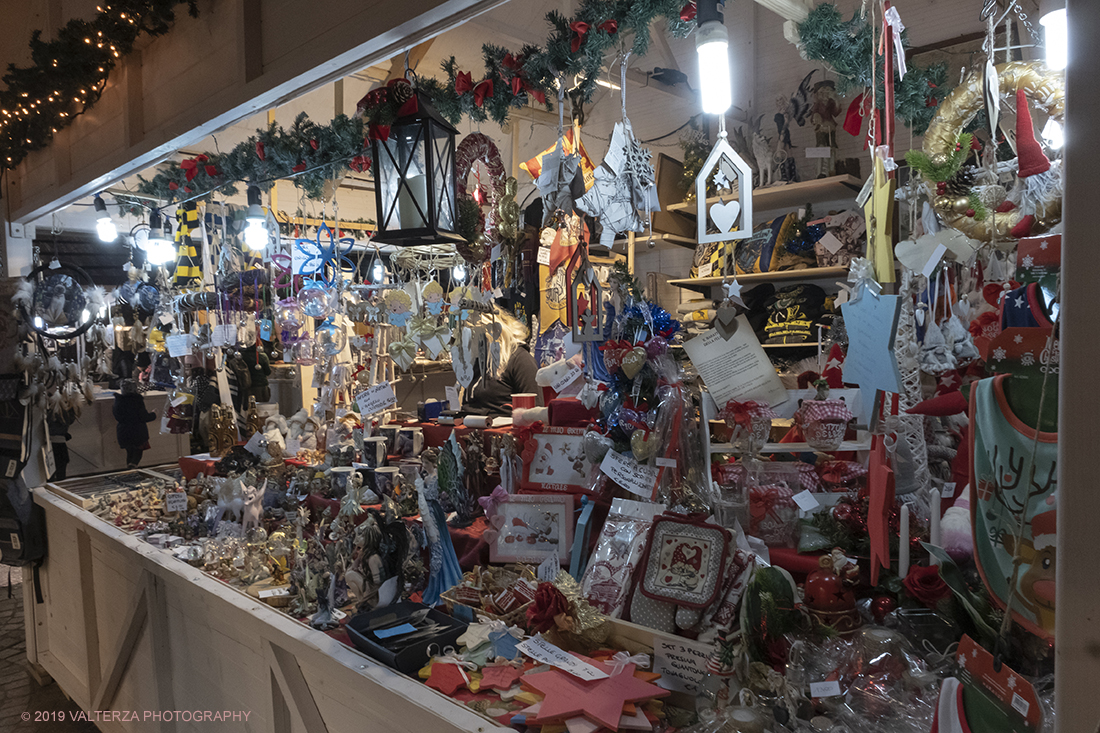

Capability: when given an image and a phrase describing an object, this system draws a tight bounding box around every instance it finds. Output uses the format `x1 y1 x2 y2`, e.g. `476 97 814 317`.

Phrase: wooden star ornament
523 656 669 730
863 156 896 284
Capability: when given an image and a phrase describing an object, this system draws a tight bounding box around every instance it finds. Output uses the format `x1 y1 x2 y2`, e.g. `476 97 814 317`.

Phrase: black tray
346 601 467 675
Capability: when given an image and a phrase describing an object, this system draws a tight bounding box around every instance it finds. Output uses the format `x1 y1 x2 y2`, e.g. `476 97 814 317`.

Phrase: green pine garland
0 0 199 169
904 132 973 182
797 4 950 135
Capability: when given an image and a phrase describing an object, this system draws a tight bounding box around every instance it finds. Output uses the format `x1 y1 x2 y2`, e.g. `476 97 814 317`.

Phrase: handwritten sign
356 382 397 417
166 333 192 358
165 492 188 513
537 247 551 266
515 636 609 681
653 638 712 694
537 552 561 582
550 363 583 393
600 450 660 499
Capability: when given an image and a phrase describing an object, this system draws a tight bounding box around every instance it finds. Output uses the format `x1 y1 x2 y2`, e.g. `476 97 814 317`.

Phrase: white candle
898 504 910 580
929 489 942 565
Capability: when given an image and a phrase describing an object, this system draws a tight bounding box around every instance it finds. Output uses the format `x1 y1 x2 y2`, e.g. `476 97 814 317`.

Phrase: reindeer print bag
969 374 1057 641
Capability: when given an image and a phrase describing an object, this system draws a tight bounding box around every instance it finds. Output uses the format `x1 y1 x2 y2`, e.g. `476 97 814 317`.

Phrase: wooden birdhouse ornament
696 120 754 246
570 252 604 342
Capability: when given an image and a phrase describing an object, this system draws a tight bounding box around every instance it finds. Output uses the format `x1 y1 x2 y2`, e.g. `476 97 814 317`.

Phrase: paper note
550 363 583 393
653 638 712 694
445 385 460 411
259 587 290 599
537 552 561 582
698 262 713 278
515 636 609 681
166 333 192 358
374 623 418 639
537 247 551 266
792 490 821 512
810 680 843 698
165 492 188 513
600 450 660 499
682 317 787 408
942 482 956 498
356 382 397 417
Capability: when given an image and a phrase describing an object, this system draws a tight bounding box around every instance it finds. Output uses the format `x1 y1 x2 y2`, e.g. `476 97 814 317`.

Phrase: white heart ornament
894 237 938 273
710 200 742 234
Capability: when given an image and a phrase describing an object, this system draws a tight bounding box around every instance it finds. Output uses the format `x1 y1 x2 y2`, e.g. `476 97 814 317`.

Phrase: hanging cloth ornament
570 246 604 343
173 201 203 287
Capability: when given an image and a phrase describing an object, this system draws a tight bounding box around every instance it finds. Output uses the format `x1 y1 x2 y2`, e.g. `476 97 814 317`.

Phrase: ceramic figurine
241 479 267 533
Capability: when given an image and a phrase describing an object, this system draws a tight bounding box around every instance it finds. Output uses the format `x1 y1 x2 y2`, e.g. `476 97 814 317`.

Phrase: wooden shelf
665 174 863 218
609 232 696 249
669 266 848 294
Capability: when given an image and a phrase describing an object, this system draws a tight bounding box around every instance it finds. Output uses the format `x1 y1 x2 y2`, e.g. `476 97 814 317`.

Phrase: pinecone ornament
944 167 976 198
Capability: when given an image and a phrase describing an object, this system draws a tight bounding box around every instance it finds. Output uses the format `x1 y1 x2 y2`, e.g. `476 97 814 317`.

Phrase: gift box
745 461 801 547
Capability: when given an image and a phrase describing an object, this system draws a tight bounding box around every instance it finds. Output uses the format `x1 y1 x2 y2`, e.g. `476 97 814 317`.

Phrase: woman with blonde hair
462 305 540 416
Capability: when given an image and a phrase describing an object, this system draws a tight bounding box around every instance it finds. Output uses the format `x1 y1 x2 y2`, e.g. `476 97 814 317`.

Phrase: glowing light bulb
1042 118 1064 149
94 195 116 242
372 261 384 281
696 20 732 115
243 185 267 251
453 263 467 283
1040 6 1067 71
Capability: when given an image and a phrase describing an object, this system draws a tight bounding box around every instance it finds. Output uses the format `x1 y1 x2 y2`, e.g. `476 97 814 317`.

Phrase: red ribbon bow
502 53 523 71
570 21 590 53
455 71 473 95
204 164 218 177
721 400 768 430
530 88 546 105
291 162 306 173
168 181 178 191
680 2 697 21
598 19 618 34
511 76 524 96
180 158 200 181
349 155 371 173
369 124 391 142
473 79 494 107
749 485 794 522
255 141 265 161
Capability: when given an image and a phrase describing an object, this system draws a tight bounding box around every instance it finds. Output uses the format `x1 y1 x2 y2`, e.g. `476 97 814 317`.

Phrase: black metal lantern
372 89 460 247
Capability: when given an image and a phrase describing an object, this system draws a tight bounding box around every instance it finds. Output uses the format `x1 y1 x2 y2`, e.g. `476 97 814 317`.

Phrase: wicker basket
439 563 537 626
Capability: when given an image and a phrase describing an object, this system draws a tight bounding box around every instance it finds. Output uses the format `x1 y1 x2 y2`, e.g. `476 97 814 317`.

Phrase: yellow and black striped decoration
173 202 203 286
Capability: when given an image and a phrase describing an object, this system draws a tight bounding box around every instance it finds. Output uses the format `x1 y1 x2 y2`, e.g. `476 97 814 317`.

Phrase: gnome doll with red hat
1007 89 1062 239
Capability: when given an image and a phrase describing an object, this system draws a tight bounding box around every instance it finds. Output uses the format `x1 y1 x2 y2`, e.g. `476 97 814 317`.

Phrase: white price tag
698 262 713 278
810 680 843 698
537 247 551 266
165 492 188 513
550 363 582 393
537 552 560 582
159 313 175 325
243 431 266 456
445 385 460 410
356 382 397 417
655 457 676 468
166 333 192 358
600 450 660 499
792 489 821 512
1011 692 1030 716
942 482 957 499
653 638 712 694
259 587 291 599
515 636 609 681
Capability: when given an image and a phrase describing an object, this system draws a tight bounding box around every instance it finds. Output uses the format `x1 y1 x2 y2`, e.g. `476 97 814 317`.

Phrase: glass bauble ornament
275 298 304 333
299 281 336 319
315 317 347 356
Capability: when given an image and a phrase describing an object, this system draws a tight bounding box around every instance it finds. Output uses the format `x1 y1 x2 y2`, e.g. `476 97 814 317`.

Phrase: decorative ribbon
598 20 618 35
679 2 697 21
473 79 494 107
570 21 590 53
749 485 795 523
478 486 509 517
180 154 209 182
369 124 390 142
883 7 908 81
608 651 650 676
455 71 473 95
349 154 370 173
255 141 265 161
846 257 881 303
511 76 524 96
843 92 868 137
388 335 419 363
427 646 478 684
502 53 523 71
720 400 776 430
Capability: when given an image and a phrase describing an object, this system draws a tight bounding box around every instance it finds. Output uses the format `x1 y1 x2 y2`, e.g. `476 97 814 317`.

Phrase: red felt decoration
530 89 546 105
369 124 391 142
455 71 473 95
598 20 618 34
523 657 669 730
292 162 307 173
473 79 494 108
511 76 523 96
569 22 590 54
168 181 178 191
349 155 371 173
480 665 523 691
204 165 217 177
502 53 522 71
426 663 469 695
309 139 319 151
844 92 867 137
680 2 697 22
867 434 895 586
255 141 265 161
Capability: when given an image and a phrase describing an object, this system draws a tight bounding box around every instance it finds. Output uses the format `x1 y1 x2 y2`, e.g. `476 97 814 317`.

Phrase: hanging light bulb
1040 0 1067 71
243 185 268 251
453 263 467 283
147 214 175 266
94 194 117 242
695 0 732 116
372 261 385 282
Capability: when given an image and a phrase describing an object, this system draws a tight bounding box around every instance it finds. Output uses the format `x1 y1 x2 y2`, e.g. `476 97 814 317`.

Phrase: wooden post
1057 1 1100 729
626 231 636 275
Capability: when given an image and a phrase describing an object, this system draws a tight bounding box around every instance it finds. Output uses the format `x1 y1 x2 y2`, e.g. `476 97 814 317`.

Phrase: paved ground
0 565 99 732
